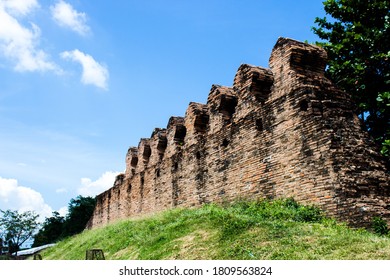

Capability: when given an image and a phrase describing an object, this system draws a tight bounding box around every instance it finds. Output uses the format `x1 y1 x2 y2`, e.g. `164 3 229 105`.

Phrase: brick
86 38 390 229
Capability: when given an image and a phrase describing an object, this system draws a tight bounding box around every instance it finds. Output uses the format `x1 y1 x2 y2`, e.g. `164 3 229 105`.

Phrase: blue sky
0 0 326 220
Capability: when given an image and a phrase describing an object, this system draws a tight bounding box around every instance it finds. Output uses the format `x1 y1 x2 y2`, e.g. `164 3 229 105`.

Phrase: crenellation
86 37 390 230
185 102 209 134
207 85 237 135
138 138 151 170
207 85 236 116
164 116 186 158
149 128 167 165
269 38 329 100
125 147 138 180
233 64 274 104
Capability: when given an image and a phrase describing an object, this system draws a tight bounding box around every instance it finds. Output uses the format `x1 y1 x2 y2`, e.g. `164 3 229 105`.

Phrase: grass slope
41 199 390 260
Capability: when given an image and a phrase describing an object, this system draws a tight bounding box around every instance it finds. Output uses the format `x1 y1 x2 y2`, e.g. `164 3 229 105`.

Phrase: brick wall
87 38 389 229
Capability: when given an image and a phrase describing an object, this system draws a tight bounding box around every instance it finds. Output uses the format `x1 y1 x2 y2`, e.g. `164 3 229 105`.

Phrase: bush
371 216 389 236
294 205 323 223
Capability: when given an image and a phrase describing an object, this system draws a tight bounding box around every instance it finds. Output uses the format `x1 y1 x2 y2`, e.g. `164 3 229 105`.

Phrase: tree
32 211 65 247
312 0 390 160
0 237 3 254
61 195 96 238
0 210 39 255
31 195 96 246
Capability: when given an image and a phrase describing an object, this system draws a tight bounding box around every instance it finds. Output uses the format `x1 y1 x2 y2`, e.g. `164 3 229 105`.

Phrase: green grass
41 198 390 260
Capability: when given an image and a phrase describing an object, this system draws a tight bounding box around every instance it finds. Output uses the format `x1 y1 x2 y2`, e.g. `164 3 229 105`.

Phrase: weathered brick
86 38 390 229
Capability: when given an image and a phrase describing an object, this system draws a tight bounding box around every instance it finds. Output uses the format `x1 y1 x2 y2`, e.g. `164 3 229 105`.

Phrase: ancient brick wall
87 38 389 229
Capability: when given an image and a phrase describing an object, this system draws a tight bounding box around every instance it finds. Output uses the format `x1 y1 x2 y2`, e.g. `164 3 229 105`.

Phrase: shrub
371 216 389 236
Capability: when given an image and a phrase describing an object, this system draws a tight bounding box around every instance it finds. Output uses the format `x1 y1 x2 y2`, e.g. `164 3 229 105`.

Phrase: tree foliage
312 0 390 159
32 195 96 247
62 195 96 238
32 211 65 247
0 210 39 255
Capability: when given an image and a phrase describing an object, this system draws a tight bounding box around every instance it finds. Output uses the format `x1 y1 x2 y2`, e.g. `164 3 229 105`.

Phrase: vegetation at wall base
40 198 390 260
371 216 390 236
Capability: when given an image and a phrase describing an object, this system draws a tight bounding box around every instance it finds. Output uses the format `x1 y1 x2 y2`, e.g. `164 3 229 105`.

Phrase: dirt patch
169 229 218 260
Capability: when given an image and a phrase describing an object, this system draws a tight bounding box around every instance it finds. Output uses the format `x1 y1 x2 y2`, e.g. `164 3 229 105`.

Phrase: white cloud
57 206 68 217
0 0 39 16
78 171 120 197
55 187 67 193
0 176 53 222
51 0 90 36
61 49 109 90
0 1 59 72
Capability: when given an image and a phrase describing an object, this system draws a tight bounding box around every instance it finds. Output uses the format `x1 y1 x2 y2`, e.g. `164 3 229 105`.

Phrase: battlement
87 38 389 229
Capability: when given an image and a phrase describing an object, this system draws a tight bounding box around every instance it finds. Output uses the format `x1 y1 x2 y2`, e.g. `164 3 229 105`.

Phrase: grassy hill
41 198 390 260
